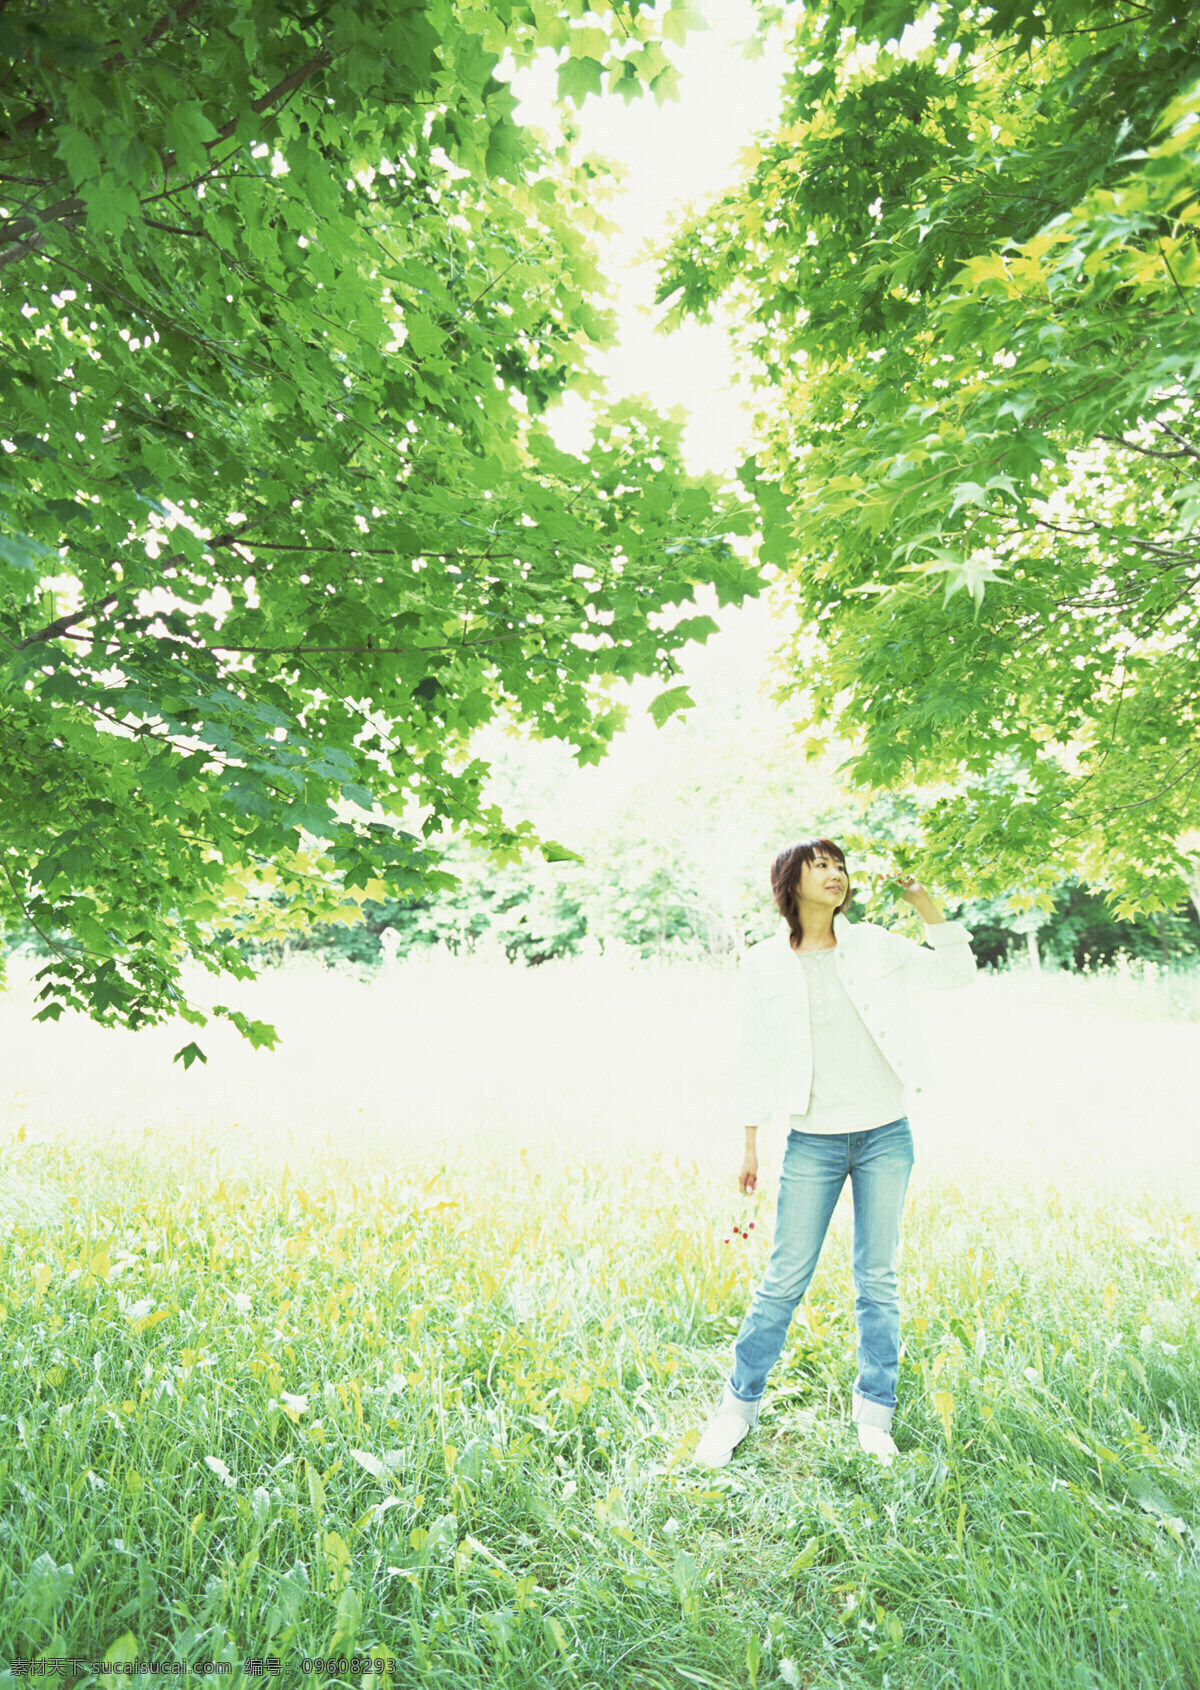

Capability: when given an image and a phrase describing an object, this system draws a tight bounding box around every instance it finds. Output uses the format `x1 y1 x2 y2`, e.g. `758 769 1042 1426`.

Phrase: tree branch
31 250 260 361
1061 749 1200 841
0 856 86 960
41 628 534 660
0 228 50 272
142 217 208 236
205 632 529 657
0 48 334 257
1157 241 1194 316
1097 430 1200 465
16 594 121 649
1153 421 1200 463
1031 516 1100 537
224 539 523 560
1026 515 1199 568
0 2 207 148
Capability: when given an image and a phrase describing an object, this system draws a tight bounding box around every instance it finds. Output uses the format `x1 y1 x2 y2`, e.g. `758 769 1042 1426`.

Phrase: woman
694 837 977 1468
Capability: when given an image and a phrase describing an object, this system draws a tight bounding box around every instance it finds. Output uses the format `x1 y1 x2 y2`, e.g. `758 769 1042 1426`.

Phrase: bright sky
482 1 798 756
509 0 789 480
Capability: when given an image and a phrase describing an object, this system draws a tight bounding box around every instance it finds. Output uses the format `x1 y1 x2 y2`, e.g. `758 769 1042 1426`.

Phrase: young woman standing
694 838 977 1468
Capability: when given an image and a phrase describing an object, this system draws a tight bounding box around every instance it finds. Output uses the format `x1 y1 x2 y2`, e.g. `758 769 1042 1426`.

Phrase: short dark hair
770 838 852 948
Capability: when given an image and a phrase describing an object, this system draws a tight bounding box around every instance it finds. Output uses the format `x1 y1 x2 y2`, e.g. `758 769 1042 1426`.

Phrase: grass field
1 950 1198 1688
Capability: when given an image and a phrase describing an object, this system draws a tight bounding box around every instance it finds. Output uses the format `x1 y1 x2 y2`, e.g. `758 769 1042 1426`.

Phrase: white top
740 917 977 1129
790 947 906 1134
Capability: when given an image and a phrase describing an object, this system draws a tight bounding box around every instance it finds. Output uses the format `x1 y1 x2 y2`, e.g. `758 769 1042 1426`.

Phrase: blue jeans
720 1117 914 1434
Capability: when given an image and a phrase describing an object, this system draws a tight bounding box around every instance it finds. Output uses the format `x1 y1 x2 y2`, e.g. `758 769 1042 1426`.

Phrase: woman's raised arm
888 876 977 990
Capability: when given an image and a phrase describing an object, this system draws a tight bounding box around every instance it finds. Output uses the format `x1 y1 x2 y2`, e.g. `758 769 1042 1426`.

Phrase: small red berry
748 1222 755 1230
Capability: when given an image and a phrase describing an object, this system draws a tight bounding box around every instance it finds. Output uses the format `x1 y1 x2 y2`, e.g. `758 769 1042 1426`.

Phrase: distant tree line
207 841 1200 974
9 813 1197 976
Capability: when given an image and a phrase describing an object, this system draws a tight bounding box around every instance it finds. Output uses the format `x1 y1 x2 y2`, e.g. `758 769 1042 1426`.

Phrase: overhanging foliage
660 0 1200 920
0 0 759 1048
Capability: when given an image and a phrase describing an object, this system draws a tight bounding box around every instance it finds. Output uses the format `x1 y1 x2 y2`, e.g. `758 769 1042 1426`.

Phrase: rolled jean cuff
717 1382 760 1430
852 1389 894 1434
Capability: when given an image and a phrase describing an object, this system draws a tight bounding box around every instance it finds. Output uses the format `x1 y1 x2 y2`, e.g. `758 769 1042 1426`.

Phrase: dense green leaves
0 1 759 1044
661 1 1200 918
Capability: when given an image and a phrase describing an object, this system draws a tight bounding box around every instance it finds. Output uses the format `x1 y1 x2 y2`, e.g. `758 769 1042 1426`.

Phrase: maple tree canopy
0 0 756 1055
660 0 1200 926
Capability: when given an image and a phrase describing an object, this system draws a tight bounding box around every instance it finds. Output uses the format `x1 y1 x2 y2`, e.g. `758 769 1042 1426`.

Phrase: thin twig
1157 241 1195 316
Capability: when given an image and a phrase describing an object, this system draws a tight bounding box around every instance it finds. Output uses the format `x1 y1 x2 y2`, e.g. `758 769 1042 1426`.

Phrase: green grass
0 1130 1197 1690
1 952 1199 1687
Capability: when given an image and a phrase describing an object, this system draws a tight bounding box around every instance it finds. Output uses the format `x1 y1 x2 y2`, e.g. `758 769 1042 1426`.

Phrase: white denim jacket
740 916 977 1127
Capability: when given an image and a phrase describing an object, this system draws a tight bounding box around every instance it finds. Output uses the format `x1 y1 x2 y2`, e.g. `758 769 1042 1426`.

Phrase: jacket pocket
857 945 908 982
757 977 793 1025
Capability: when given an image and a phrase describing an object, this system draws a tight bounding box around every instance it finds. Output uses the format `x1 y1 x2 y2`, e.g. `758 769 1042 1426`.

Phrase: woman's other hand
739 1147 758 1194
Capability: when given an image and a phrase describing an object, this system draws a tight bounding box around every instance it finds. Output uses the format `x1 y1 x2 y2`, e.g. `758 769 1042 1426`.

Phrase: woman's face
797 851 847 911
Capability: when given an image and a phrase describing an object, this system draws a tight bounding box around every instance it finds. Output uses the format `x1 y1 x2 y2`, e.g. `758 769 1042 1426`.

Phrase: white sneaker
856 1423 897 1464
693 1412 752 1469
